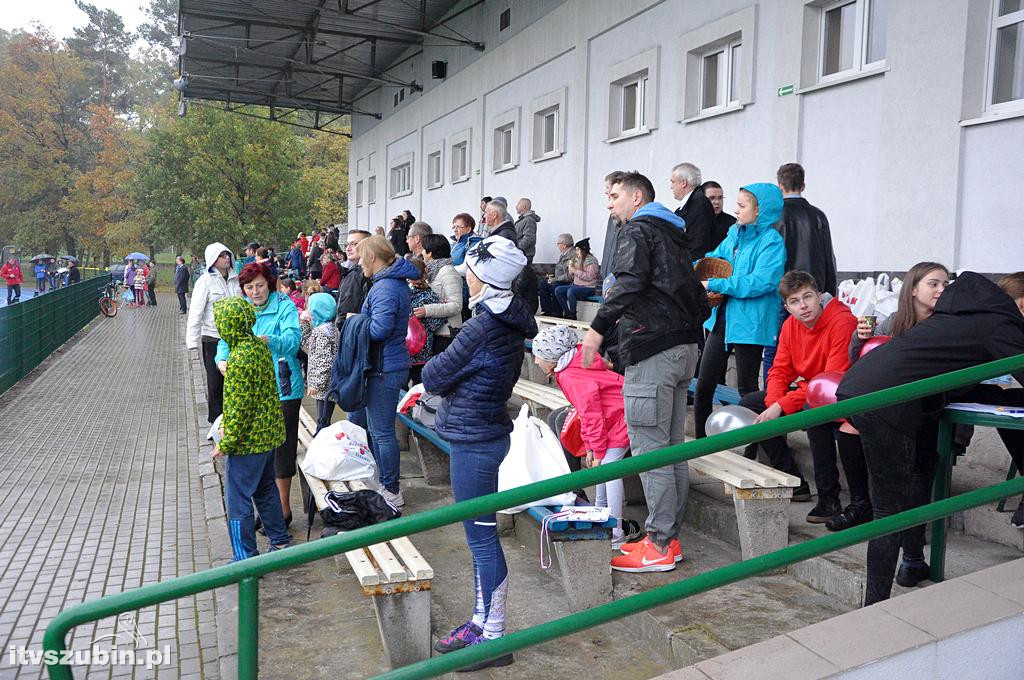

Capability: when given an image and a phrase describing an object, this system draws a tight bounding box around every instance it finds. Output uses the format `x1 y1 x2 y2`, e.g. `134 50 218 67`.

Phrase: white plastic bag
846 276 876 317
498 405 577 514
838 279 856 306
872 273 899 321
299 420 378 483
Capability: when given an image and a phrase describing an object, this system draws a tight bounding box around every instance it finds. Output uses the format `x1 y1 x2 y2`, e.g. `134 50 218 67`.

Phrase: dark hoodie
838 272 1024 429
591 202 710 368
422 295 539 443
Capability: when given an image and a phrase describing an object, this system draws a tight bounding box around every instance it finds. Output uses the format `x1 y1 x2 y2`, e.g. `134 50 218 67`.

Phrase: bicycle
99 280 120 317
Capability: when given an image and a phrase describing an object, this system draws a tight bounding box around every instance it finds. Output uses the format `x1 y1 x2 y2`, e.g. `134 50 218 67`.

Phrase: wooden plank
298 405 319 434
715 451 802 488
690 454 757 489
390 537 434 580
346 549 381 587
367 542 407 583
513 380 569 410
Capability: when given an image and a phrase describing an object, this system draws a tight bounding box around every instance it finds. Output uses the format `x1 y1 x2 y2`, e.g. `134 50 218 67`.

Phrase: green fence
43 353 1024 679
0 273 108 395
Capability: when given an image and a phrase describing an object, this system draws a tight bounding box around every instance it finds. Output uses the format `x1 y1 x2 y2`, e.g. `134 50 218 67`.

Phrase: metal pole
930 417 955 582
238 577 259 679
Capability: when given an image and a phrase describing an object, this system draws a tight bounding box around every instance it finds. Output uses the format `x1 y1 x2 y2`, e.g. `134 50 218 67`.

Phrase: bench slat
346 549 381 586
715 453 802 488
390 537 434 580
367 542 407 583
690 454 758 489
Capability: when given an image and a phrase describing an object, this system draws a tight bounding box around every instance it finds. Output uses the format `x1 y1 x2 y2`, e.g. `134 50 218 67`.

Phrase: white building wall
348 0 1024 275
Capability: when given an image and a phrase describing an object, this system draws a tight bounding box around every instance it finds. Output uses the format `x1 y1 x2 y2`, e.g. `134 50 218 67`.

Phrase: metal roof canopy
176 0 482 132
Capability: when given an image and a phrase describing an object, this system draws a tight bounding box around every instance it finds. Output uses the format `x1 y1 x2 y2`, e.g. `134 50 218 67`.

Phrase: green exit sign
777 84 795 97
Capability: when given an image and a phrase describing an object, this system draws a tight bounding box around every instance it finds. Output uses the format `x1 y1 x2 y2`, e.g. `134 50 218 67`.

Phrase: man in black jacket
776 163 837 296
670 162 718 259
482 200 518 243
581 171 710 574
174 256 190 314
336 230 371 319
701 180 736 248
838 272 1024 606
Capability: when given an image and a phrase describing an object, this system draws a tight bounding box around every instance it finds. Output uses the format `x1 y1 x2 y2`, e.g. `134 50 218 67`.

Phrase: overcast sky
1 1 150 40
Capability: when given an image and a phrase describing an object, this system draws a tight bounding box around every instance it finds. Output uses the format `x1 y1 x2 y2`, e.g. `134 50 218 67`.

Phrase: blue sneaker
434 621 482 653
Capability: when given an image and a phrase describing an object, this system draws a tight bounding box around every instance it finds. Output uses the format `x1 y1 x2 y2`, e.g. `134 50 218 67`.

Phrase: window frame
389 153 414 200
367 175 376 205
986 2 1024 114
815 0 887 85
678 7 756 124
355 179 364 207
698 39 742 115
490 107 520 173
425 140 444 190
529 87 567 162
606 47 659 143
449 128 472 183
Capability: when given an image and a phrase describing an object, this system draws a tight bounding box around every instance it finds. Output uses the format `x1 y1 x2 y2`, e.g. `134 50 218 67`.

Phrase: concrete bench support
511 513 613 612
370 585 432 668
730 486 794 564
409 432 451 486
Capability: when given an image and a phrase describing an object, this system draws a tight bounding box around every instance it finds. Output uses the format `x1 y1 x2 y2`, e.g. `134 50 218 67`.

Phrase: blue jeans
224 451 290 560
554 285 595 317
450 436 511 637
365 369 409 493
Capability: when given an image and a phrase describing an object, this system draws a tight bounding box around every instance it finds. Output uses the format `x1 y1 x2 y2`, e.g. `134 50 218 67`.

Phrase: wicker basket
694 257 733 308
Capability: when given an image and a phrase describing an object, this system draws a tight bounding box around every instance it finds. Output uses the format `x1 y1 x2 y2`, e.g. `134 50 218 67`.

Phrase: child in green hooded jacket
212 296 291 559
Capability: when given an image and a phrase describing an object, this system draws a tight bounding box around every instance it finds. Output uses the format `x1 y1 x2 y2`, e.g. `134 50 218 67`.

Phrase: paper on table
946 403 1024 418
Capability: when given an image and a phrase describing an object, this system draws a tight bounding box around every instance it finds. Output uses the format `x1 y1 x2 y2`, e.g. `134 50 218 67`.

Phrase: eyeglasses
345 241 359 247
785 292 819 307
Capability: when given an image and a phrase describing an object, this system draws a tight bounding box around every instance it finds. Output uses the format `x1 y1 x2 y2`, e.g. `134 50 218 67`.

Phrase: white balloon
704 405 760 437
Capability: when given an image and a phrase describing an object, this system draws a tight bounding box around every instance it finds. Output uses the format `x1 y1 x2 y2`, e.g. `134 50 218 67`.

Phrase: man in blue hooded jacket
581 171 710 573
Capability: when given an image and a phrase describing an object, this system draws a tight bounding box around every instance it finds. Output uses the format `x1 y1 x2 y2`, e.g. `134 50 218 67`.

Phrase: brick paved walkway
0 302 219 679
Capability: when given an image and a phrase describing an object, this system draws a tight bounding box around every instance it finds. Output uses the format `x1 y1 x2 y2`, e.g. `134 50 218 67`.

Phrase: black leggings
275 398 302 479
695 303 764 438
201 336 224 424
853 409 938 605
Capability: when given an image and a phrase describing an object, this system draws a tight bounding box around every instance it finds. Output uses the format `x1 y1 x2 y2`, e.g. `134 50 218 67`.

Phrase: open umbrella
59 255 80 263
123 252 150 262
30 254 55 262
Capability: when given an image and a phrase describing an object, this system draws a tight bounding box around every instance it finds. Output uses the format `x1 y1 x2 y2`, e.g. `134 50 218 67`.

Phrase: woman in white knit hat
422 236 538 670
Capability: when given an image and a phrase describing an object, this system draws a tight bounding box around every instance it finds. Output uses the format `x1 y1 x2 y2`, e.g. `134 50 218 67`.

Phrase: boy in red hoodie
739 270 870 526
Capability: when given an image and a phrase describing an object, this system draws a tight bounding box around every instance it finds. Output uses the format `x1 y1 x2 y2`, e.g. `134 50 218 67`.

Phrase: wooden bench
511 380 800 560
395 400 615 611
295 408 434 668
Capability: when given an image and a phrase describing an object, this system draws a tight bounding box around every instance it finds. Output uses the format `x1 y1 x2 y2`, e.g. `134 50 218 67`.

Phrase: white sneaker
380 487 405 509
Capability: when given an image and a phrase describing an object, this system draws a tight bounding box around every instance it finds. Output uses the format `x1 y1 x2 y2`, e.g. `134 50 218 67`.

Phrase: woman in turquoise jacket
216 261 304 524
694 182 787 438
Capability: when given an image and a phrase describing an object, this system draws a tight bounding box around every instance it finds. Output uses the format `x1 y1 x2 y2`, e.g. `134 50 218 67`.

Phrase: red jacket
1 261 23 285
767 298 858 414
320 261 341 289
554 347 630 459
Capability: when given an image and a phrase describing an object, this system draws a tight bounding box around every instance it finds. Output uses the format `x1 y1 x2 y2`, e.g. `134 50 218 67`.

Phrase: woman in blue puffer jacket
422 237 537 671
351 236 417 507
694 182 787 439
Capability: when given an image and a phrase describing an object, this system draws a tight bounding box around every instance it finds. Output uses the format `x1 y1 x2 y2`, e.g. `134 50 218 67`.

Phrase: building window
500 8 511 31
818 0 887 81
355 180 364 207
426 145 443 189
699 41 742 112
356 158 364 176
449 128 471 183
389 156 413 199
490 108 519 173
367 152 375 172
529 87 567 162
367 176 376 204
990 0 1024 109
607 47 659 141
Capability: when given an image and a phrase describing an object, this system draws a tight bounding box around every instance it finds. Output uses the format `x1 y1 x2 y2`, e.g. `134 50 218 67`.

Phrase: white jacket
185 242 242 349
424 263 464 337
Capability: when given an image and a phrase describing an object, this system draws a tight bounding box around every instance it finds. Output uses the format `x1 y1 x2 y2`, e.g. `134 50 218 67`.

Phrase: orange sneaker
610 537 676 573
619 537 682 562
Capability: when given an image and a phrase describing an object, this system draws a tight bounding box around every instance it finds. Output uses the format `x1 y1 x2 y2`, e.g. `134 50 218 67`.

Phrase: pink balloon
859 335 891 358
405 315 426 355
806 370 845 409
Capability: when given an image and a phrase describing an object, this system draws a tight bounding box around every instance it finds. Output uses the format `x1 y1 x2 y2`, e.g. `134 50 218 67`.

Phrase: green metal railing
0 273 108 395
44 353 1024 678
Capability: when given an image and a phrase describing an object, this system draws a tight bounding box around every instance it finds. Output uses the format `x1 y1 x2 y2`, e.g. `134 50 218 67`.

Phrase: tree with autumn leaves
0 1 350 265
